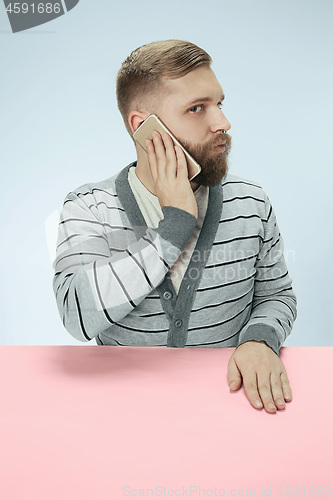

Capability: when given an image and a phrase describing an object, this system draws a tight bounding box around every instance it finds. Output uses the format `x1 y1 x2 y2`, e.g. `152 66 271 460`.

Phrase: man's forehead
161 66 224 104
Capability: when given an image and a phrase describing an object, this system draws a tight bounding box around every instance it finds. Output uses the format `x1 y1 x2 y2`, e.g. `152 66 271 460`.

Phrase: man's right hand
146 131 198 220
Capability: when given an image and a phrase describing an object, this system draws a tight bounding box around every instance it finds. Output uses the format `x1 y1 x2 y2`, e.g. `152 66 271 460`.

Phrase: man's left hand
227 341 292 413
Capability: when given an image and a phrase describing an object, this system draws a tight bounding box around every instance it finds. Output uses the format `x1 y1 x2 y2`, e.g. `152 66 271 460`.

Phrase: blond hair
116 40 212 135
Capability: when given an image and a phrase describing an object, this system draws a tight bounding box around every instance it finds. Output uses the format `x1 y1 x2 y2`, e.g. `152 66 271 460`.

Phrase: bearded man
53 40 297 414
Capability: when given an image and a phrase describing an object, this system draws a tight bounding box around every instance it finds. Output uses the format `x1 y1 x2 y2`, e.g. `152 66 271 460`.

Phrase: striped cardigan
53 162 297 355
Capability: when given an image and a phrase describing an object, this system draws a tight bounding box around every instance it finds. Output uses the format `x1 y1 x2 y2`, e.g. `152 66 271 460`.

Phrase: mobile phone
133 114 201 181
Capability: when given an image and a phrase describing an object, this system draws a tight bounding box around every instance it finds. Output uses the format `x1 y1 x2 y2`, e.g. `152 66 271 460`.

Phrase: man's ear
128 111 149 134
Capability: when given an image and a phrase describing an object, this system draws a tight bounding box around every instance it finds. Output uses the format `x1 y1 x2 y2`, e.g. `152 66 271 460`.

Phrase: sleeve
53 191 197 343
237 193 297 355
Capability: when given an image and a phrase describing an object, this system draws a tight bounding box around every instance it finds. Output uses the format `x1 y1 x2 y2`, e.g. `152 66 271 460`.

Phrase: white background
0 0 332 345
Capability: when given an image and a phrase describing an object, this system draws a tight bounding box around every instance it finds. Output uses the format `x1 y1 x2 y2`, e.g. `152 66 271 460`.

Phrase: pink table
1 346 332 499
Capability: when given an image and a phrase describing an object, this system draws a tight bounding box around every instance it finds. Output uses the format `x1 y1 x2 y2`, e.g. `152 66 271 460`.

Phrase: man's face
152 65 232 186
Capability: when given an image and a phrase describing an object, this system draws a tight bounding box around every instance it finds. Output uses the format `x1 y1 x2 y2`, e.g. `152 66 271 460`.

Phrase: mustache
210 133 232 148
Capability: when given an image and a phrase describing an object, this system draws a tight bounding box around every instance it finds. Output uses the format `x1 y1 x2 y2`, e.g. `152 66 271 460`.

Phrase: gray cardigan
53 162 297 355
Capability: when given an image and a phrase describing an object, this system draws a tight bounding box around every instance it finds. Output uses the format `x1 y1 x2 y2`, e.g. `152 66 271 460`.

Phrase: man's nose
210 108 231 133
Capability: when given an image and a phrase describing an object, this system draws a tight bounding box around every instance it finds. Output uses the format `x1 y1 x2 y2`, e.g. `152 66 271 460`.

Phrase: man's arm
227 193 297 413
53 196 197 342
53 133 197 343
238 193 297 354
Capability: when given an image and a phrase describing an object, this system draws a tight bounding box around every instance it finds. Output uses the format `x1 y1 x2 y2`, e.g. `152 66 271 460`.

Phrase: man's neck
135 153 156 195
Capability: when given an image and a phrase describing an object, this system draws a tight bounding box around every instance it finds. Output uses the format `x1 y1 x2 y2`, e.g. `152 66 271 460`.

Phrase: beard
178 132 232 187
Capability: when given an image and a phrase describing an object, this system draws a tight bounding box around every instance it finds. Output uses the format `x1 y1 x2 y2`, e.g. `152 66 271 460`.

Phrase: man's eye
189 105 203 113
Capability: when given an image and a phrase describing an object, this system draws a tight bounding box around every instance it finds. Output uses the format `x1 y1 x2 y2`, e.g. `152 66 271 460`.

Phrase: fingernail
229 380 236 388
255 400 263 408
268 403 277 410
277 399 285 406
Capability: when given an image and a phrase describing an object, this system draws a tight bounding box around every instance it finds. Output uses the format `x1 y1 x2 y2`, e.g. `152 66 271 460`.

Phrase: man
53 40 297 414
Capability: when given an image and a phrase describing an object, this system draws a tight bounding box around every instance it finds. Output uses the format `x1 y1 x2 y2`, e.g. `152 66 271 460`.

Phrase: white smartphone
133 114 201 181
